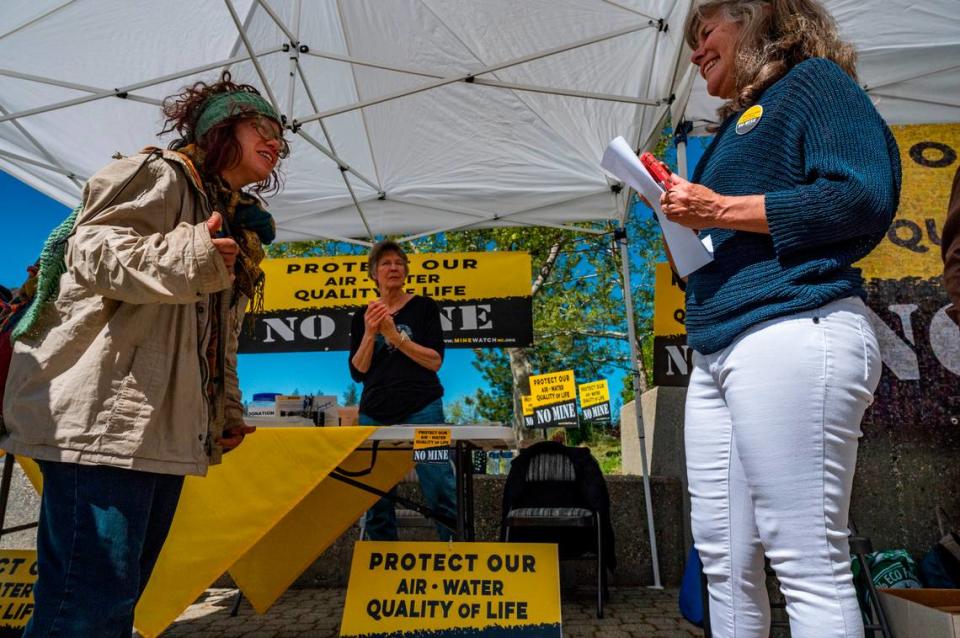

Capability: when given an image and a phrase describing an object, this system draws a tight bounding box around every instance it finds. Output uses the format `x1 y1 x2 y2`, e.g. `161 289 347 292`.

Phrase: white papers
601 136 714 277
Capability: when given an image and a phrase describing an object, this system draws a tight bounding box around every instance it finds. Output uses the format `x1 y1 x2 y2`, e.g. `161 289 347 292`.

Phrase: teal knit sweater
686 57 901 355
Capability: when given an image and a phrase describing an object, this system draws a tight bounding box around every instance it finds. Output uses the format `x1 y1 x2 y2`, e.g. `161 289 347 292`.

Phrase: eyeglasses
249 115 290 159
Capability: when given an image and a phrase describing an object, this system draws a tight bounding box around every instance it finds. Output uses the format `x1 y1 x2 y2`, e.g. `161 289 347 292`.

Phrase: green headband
195 91 280 139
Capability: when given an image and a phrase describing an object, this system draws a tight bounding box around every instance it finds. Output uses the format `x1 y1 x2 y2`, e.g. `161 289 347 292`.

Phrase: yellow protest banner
653 262 686 337
529 370 578 428
857 123 960 280
241 252 533 352
340 541 561 638
0 550 37 630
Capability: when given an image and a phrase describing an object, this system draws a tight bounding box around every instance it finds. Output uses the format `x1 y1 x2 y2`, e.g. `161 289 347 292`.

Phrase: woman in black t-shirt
348 240 456 541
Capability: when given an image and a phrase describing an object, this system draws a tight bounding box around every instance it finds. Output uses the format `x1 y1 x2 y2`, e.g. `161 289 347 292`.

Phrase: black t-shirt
348 295 445 424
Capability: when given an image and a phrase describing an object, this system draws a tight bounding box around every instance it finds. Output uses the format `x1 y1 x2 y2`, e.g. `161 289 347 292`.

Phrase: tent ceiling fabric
3 1 958 243
0 0 689 243
680 0 960 135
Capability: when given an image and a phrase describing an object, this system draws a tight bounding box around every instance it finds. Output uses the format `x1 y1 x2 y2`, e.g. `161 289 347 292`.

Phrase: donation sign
240 252 532 353
529 370 579 429
578 379 611 424
0 550 36 631
413 428 451 464
340 541 561 638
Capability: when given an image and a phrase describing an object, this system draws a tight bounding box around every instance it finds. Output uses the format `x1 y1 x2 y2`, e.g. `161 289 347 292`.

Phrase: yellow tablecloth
6 428 415 638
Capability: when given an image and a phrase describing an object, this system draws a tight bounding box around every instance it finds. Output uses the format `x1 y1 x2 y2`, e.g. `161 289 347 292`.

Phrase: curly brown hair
160 71 285 195
684 0 857 126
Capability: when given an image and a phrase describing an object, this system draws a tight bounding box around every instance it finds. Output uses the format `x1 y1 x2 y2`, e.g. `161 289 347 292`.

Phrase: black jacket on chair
500 441 616 573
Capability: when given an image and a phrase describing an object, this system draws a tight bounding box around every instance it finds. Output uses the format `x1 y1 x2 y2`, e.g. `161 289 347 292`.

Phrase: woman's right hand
363 300 389 334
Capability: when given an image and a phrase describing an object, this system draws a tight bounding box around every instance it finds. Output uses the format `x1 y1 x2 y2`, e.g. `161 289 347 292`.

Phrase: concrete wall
619 382 960 564
295 474 687 588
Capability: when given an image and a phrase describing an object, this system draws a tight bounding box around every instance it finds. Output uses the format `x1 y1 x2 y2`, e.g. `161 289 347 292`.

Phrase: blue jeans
360 398 457 541
24 461 184 638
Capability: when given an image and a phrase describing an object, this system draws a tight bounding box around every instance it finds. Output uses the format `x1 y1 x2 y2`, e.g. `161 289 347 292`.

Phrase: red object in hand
640 152 672 189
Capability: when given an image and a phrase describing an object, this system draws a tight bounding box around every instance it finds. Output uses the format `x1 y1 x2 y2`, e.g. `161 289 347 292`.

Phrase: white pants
685 297 882 638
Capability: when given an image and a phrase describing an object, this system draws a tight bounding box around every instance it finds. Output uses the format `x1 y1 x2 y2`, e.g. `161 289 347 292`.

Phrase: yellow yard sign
578 380 609 408
340 541 561 638
529 370 576 407
521 395 534 416
578 380 612 423
529 370 578 428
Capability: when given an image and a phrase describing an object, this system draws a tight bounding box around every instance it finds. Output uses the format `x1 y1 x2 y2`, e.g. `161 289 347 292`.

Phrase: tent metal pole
0 0 77 43
616 213 663 589
254 0 298 45
0 69 161 106
0 148 86 181
867 91 960 110
0 47 284 124
284 1 303 121
295 22 654 125
294 126 381 192
224 0 282 114
294 56 377 241
468 78 659 105
303 49 439 78
271 226 374 248
0 103 84 189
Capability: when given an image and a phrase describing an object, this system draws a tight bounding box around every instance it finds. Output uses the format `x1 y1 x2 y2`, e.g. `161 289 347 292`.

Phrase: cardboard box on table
879 589 960 638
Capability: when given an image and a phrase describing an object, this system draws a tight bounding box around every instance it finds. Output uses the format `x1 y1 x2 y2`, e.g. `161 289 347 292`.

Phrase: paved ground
156 586 702 637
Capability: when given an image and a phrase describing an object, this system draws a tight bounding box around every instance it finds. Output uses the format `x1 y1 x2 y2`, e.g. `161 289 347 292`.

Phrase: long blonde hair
684 0 857 124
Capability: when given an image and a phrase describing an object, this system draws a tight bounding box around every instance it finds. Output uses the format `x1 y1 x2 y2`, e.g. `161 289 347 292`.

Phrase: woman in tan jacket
1 73 285 637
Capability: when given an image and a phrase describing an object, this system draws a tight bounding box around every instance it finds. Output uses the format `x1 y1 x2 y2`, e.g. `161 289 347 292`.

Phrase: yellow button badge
736 105 763 135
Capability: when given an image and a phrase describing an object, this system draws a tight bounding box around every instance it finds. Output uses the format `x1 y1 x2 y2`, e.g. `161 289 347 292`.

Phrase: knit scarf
175 143 275 310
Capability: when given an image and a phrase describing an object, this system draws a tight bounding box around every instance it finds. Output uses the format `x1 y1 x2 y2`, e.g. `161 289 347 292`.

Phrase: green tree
342 383 359 407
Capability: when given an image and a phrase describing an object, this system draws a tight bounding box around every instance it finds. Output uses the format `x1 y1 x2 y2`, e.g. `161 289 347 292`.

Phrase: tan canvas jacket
1 150 246 476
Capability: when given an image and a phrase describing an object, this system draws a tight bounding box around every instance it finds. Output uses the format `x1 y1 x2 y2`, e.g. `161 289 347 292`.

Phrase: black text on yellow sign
529 370 579 429
340 541 561 638
578 380 611 424
653 262 692 388
239 252 533 353
413 428 452 464
0 550 37 629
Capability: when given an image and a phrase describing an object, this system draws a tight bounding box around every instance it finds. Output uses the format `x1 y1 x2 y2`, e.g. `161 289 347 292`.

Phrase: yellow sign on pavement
0 549 37 630
340 541 561 637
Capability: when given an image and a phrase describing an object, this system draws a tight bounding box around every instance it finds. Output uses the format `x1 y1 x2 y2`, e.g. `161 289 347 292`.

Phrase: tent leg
616 224 662 589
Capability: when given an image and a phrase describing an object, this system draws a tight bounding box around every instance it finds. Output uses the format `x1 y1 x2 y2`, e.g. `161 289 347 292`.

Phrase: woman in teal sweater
663 2 900 636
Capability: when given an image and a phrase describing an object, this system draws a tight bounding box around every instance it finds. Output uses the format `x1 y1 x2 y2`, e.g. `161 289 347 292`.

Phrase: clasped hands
363 300 404 347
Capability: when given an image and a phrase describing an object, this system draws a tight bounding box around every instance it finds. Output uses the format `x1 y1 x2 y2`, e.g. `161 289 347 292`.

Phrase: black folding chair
500 441 613 618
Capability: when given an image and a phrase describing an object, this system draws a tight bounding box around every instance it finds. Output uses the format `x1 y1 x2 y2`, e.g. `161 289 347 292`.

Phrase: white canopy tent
2 0 959 589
